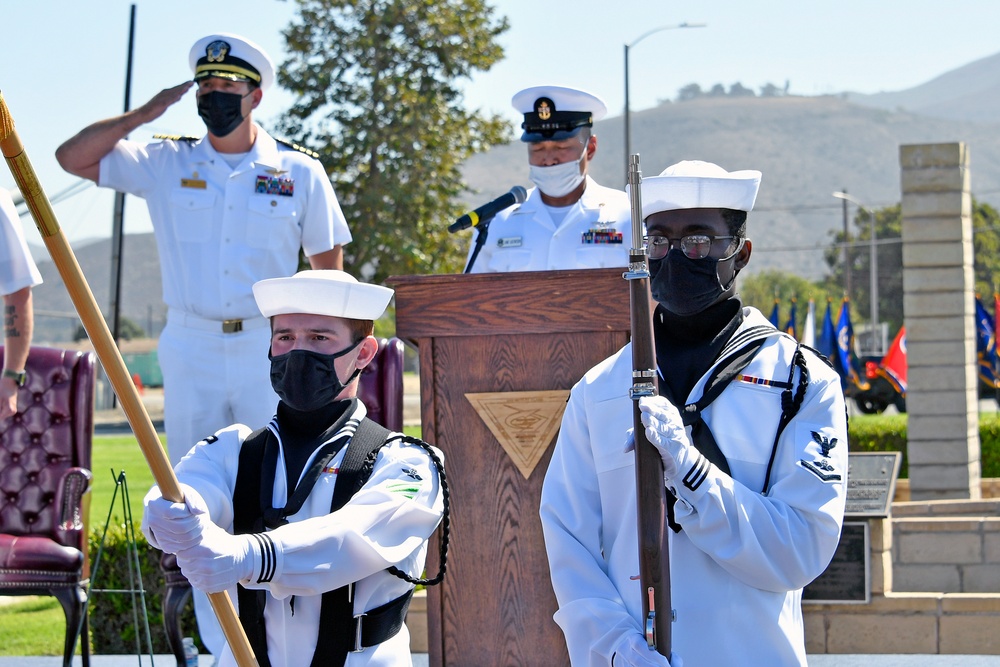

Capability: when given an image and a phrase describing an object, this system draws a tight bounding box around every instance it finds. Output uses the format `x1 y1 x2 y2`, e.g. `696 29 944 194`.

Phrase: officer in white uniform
142 270 445 667
56 33 352 657
0 188 42 419
539 161 847 666
466 85 630 272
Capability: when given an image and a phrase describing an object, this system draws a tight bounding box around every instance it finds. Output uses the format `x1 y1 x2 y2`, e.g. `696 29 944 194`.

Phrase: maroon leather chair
0 346 96 667
160 336 406 665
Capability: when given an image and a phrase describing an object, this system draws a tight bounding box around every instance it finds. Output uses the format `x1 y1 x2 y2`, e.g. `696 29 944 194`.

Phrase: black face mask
650 245 742 317
196 90 248 138
269 342 363 413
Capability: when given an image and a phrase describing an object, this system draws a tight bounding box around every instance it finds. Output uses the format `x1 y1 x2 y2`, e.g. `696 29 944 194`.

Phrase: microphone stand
463 219 492 273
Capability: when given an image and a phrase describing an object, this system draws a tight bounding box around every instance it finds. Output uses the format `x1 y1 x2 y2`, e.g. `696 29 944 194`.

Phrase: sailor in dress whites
56 33 352 658
142 270 446 667
540 161 848 666
467 85 631 272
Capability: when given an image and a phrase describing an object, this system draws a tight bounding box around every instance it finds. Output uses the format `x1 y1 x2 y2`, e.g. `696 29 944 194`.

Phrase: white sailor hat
253 270 394 321
512 85 608 142
189 33 275 92
629 160 762 218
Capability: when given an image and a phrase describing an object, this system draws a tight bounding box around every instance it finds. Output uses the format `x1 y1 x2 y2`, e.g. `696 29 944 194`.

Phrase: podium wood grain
390 269 630 667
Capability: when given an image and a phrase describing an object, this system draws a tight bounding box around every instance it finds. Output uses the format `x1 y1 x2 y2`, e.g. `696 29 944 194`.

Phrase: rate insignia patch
255 174 294 196
799 429 842 482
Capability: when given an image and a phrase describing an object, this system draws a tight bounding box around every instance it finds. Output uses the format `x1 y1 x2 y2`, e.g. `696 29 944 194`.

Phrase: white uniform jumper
468 176 631 272
98 126 352 464
540 307 848 666
172 401 444 667
0 189 42 295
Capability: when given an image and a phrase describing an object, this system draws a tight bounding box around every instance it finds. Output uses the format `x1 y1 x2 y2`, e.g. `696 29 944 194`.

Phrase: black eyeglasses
644 234 738 260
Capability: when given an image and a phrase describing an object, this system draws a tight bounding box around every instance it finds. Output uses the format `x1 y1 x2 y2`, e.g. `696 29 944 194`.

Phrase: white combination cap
629 160 762 218
189 33 275 92
512 85 607 142
253 270 393 320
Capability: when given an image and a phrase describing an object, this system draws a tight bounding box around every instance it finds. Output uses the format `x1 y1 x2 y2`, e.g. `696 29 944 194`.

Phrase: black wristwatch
2 369 27 387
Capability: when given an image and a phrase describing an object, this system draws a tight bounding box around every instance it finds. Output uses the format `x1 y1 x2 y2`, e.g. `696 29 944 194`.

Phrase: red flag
880 326 907 393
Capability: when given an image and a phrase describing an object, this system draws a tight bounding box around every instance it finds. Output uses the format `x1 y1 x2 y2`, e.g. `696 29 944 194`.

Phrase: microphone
449 185 528 233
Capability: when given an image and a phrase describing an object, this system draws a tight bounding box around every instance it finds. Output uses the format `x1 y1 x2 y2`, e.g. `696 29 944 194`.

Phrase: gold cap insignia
536 98 552 121
206 40 230 63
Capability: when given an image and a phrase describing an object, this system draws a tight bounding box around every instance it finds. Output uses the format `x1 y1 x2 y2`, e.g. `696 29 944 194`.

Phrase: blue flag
975 295 998 388
768 300 780 327
817 300 836 360
784 299 798 339
833 299 869 390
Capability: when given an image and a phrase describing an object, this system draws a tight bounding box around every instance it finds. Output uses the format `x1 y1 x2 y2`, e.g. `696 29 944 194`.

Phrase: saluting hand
136 81 195 124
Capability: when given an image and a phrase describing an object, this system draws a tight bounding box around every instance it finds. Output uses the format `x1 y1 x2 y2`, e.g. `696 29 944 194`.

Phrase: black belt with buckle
222 319 244 334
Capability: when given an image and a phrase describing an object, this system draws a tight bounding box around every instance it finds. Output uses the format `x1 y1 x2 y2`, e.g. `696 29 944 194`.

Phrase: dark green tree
277 0 512 283
973 200 1000 296
822 197 1000 337
739 269 837 337
823 203 903 335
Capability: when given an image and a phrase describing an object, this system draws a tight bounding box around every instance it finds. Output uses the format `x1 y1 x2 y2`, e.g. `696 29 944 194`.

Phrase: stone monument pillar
899 143 980 500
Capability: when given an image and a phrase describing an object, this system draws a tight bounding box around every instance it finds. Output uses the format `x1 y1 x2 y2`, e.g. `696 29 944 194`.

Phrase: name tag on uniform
497 236 522 248
582 228 623 244
255 174 295 196
180 178 207 189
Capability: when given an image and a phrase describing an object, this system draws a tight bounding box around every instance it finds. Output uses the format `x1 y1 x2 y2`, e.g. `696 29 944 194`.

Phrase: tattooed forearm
4 305 21 338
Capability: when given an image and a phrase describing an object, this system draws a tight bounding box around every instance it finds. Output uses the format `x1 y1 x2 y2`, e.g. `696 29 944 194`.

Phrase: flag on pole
783 299 798 339
833 298 870 391
768 299 780 328
803 299 816 348
880 326 907 394
817 299 836 360
975 295 998 389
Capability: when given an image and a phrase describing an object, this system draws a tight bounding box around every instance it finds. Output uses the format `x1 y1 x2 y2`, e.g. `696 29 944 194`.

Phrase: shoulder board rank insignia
274 138 320 159
152 133 200 142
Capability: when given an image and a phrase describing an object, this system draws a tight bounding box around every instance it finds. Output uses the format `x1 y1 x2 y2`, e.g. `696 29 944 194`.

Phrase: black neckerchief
654 297 744 405
276 398 354 493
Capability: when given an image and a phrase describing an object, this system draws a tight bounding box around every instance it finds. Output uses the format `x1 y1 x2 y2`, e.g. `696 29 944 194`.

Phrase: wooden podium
389 268 631 667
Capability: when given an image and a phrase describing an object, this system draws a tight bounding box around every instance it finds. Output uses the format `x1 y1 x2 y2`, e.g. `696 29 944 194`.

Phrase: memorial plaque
845 451 901 518
803 521 870 604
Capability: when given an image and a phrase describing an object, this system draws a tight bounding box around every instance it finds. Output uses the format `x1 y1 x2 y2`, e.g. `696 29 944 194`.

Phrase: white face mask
528 146 587 198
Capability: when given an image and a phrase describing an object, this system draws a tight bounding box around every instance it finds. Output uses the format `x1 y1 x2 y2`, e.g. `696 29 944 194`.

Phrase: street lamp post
833 191 880 355
624 22 706 175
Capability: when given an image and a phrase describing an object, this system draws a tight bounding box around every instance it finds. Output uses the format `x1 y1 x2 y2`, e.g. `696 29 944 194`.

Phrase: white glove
141 483 210 553
612 633 683 667
638 396 701 484
174 520 258 593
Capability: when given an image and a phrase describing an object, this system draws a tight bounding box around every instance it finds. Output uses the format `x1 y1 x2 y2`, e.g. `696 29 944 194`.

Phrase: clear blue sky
3 0 999 249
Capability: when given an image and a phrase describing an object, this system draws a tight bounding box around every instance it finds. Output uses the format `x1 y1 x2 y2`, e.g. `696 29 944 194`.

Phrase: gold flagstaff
0 90 259 667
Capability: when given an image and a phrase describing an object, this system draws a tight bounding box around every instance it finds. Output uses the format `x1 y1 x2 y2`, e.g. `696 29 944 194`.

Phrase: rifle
624 153 672 657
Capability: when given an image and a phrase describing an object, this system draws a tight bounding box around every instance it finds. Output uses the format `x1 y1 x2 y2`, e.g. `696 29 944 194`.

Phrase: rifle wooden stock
625 154 671 657
0 91 259 667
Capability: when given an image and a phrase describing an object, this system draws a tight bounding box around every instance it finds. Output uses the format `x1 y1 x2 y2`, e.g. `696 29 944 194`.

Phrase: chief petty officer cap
189 32 275 92
253 270 394 321
512 85 608 143
628 160 762 219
